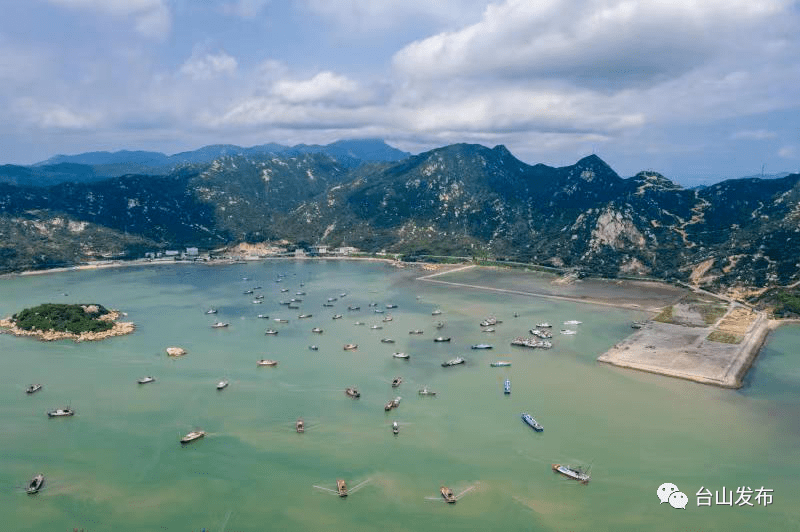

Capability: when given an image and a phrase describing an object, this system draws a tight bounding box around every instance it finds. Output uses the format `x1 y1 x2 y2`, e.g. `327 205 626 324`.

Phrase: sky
1 0 799 186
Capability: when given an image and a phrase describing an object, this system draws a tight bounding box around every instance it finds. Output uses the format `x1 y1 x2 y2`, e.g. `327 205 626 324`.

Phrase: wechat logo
657 483 688 509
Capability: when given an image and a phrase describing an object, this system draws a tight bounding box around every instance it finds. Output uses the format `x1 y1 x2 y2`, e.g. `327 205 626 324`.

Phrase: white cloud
731 129 778 140
180 51 238 81
17 98 101 130
47 0 170 38
272 71 364 105
302 0 488 30
393 0 790 88
778 146 797 159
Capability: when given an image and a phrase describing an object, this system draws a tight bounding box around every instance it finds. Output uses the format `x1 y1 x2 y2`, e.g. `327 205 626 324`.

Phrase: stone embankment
0 310 134 342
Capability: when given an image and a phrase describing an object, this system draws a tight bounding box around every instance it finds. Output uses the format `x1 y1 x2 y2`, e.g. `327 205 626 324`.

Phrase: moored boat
441 486 456 503
409 330 423 335
384 399 395 411
216 380 229 390
563 320 582 325
257 359 278 367
482 327 495 333
26 384 43 394
180 430 205 444
345 387 360 399
47 407 74 417
264 329 279 335
386 304 397 309
392 352 409 359
27 474 44 494
392 421 399 435
441 357 464 367
312 327 323 334
347 306 360 311
381 316 393 322
479 317 501 327
431 309 442 315
552 463 589 483
274 318 289 323
434 322 445 329
257 314 270 319
309 345 319 351
418 387 436 396
490 361 511 367
560 329 576 335
323 303 335 307
380 338 395 344
298 314 312 319
536 322 552 328
137 376 156 384
391 376 402 388
503 379 511 394
521 413 543 432
343 344 358 351
434 337 451 342
471 344 493 349
333 314 343 319
211 322 229 328
205 308 217 314
370 325 383 330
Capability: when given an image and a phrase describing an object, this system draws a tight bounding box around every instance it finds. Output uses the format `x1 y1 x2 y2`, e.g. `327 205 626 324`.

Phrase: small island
0 303 134 342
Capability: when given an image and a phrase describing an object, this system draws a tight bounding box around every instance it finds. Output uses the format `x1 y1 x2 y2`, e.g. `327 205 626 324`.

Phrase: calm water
1 261 798 531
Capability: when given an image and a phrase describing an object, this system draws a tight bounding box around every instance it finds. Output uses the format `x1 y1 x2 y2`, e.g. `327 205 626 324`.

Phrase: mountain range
0 141 798 301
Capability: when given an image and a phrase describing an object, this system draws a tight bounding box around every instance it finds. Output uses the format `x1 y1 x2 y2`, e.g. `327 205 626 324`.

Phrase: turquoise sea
1 261 798 531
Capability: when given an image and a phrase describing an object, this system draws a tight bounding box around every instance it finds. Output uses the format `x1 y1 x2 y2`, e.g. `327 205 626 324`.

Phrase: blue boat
503 379 511 395
521 413 543 432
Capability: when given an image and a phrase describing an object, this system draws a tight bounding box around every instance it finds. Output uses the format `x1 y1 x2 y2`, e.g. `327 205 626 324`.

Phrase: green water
1 261 798 531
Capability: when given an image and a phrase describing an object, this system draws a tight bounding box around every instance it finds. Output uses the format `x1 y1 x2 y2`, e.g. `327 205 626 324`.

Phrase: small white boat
252 300 263 304
409 330 423 335
563 320 582 325
354 321 365 325
441 357 464 367
347 306 360 311
333 314 343 319
343 344 358 351
216 380 229 390
137 376 156 384
391 376 403 387
296 291 306 296
312 327 323 334
433 337 451 342
392 421 399 435
392 352 409 359
47 407 74 417
274 318 289 323
27 474 44 494
490 361 511 367
327 297 338 302
298 314 312 319
536 323 552 328
257 359 278 367
381 338 395 344
382 316 393 322
370 325 383 330
552 463 590 483
180 430 205 444
257 314 270 319
431 309 442 315
560 329 577 335
503 379 511 395
340 293 347 298
471 344 493 350
243 289 254 294
386 304 398 309
309 345 319 351
211 322 229 328
374 309 384 314
264 329 279 335
26 384 43 394
521 413 543 432
205 308 217 314
482 327 495 333
280 288 289 293
418 387 436 396
345 387 360 399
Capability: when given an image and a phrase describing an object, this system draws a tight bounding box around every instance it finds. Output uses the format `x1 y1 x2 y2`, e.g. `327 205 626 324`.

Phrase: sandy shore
0 310 135 342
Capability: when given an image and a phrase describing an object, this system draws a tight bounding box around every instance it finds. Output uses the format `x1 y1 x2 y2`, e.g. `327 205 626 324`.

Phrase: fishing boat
26 384 42 394
279 300 291 306
345 387 360 399
309 345 319 351
337 479 348 497
382 316 393 322
392 397 401 408
431 309 442 315
274 318 289 323
482 327 495 333
216 380 229 390
381 338 395 344
327 297 338 302
560 329 577 335
434 322 445 329
252 300 263 304
296 418 305 433
205 308 217 314
298 314 312 319
511 337 553 348
211 322 229 328
323 303 335 307
343 344 358 351
257 359 278 367
370 325 383 330
290 298 302 303
384 399 395 411
47 407 74 417
392 352 409 359
441 357 465 367
563 320 582 325
392 421 399 435
373 309 384 314
264 329 279 335
479 317 501 327
312 327 323 334
253 286 262 290
244 289 254 294
347 306 360 311
180 430 205 444
433 337 451 342
386 304 398 309
441 486 456 504
391 377 403 388
503 379 511 394
471 344 493 349
490 361 511 367
137 376 156 384
287 304 299 309
521 413 543 432
296 291 306 296
280 288 289 293
26 474 44 495
257 314 270 319
418 387 436 396
354 321 365 325
409 330 423 335
254 295 265 300
340 293 347 298
530 329 553 339
333 314 343 319
552 463 590 483
536 322 552 328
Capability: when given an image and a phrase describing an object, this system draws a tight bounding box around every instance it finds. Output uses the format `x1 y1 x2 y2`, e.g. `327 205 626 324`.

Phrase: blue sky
1 0 798 185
